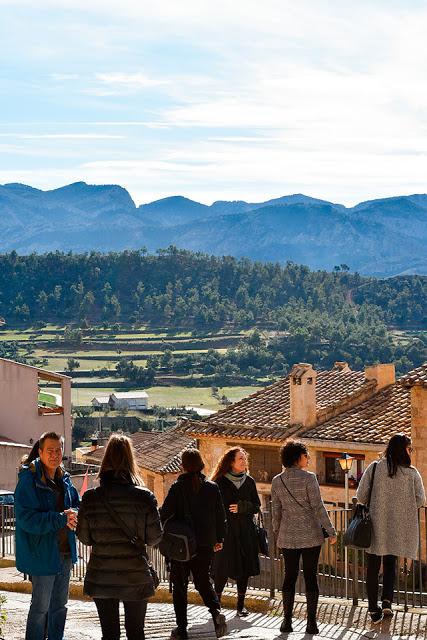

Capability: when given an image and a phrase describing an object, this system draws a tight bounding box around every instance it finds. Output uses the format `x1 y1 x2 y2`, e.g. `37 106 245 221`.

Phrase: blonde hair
99 434 143 486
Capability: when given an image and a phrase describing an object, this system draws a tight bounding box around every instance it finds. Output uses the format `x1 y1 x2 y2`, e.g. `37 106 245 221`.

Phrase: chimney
289 363 317 428
364 363 395 390
333 361 351 373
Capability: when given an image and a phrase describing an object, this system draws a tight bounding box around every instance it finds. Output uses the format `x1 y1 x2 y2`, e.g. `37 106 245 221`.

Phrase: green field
142 385 260 410
38 391 60 407
44 384 260 409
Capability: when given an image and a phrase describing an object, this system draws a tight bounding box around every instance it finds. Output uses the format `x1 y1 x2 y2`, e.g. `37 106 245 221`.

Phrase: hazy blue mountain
138 195 210 226
0 181 426 276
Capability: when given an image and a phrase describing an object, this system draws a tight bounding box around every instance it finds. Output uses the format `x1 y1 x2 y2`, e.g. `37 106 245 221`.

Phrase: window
37 371 64 415
323 452 365 486
227 442 281 483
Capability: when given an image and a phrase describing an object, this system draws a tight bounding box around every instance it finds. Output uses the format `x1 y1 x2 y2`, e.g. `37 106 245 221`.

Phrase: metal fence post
1 507 4 558
351 498 358 606
267 501 276 599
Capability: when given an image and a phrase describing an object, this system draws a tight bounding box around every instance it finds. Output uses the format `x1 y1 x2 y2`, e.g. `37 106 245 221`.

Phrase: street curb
0 579 270 611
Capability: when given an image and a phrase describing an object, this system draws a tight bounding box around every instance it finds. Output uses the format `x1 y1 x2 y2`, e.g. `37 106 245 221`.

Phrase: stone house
177 361 425 506
109 391 149 411
83 430 195 503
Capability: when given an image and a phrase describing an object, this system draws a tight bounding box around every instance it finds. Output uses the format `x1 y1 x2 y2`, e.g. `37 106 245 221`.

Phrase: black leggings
94 598 147 640
281 546 321 593
366 553 397 612
214 574 249 596
170 548 220 630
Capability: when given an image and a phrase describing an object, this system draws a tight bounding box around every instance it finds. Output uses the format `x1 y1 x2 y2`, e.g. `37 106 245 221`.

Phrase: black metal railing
3 503 427 609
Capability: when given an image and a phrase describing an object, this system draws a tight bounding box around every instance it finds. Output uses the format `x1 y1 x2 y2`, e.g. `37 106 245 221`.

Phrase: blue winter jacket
14 458 80 575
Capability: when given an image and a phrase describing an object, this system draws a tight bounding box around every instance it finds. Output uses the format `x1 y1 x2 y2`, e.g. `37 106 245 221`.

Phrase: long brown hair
384 433 412 478
211 447 248 482
99 434 143 486
181 449 205 493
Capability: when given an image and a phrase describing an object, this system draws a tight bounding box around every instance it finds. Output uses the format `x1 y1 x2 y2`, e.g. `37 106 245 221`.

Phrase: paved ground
1 592 425 640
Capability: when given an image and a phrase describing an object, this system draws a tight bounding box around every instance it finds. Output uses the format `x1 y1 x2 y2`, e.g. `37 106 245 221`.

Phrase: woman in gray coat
272 440 336 635
357 433 425 624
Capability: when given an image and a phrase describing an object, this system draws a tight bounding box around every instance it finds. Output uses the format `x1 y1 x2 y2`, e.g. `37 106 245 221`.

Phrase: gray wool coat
271 468 336 549
356 458 426 559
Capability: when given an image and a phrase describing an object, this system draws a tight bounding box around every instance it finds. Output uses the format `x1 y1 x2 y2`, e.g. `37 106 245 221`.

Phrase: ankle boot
236 592 248 616
305 591 319 634
280 591 294 632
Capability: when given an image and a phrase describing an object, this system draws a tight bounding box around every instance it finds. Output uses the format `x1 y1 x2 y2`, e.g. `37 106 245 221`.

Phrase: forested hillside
0 249 426 377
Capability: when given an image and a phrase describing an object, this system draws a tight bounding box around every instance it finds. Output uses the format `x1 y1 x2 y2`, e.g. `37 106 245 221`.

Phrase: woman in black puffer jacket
77 434 162 640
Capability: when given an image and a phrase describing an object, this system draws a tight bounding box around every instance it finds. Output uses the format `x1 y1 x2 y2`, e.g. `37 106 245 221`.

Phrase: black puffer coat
76 473 162 600
212 474 261 579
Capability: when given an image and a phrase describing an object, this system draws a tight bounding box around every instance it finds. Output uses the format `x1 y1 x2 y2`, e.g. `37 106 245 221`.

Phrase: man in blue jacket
15 431 80 640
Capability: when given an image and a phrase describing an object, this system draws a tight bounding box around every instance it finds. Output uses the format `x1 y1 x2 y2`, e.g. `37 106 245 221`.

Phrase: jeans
281 546 321 593
366 553 397 612
25 553 72 640
94 598 147 640
170 547 220 630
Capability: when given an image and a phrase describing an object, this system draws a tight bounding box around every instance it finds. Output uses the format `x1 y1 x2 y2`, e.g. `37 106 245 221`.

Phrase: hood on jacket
18 457 68 486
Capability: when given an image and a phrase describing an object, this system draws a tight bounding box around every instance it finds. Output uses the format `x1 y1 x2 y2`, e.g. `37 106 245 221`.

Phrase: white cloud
2 0 427 205
50 73 80 81
5 133 124 140
95 72 166 88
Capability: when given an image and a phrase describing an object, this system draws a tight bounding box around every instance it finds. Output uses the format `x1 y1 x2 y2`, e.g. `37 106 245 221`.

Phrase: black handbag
343 462 377 549
98 488 160 589
256 511 269 556
158 485 197 562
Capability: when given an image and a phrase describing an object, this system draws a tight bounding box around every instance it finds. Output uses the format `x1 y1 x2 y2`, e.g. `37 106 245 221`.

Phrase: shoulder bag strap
280 475 309 512
98 487 146 556
366 462 377 509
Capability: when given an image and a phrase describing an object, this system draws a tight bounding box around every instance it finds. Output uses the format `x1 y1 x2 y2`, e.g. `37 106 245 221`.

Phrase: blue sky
1 0 427 206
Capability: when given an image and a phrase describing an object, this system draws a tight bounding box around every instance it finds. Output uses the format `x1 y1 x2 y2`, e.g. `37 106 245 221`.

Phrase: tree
66 357 80 373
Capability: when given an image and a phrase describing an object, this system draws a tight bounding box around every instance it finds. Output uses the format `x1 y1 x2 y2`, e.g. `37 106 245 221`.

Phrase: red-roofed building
177 361 425 505
83 430 196 502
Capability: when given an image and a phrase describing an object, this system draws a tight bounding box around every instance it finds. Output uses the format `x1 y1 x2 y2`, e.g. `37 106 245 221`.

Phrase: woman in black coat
76 434 162 640
160 449 228 640
211 447 261 616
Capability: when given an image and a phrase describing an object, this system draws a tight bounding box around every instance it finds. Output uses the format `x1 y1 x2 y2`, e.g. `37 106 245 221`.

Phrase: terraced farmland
5 325 261 411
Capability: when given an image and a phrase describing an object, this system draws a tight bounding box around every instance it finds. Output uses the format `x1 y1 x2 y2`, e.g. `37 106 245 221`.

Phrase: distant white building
91 396 111 410
109 391 149 411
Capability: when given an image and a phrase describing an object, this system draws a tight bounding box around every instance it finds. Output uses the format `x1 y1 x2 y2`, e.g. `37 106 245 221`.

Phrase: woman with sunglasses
357 433 425 624
271 440 336 635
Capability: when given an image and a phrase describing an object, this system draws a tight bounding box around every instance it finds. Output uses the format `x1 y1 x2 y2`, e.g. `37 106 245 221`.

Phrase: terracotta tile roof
82 447 104 464
81 432 161 465
135 431 196 474
398 363 427 388
177 368 371 441
179 382 411 446
302 384 411 444
130 431 160 449
82 430 196 474
177 418 297 442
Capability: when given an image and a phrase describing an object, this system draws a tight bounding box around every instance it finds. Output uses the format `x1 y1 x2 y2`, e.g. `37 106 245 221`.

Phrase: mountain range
1 181 426 276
